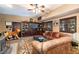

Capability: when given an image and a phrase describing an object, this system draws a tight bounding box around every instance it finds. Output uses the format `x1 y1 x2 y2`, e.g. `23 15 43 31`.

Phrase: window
60 16 76 33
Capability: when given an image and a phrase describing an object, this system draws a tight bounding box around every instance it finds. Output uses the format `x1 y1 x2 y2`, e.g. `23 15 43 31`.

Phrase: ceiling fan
27 4 45 13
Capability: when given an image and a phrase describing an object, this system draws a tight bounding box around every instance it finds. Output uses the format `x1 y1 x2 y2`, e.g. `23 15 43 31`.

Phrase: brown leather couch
32 32 72 54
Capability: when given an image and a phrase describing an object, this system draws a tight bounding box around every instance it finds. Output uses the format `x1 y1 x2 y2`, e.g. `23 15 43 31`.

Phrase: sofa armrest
32 41 42 53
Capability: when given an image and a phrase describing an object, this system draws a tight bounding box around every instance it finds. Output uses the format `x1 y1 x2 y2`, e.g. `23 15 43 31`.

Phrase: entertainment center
21 22 45 37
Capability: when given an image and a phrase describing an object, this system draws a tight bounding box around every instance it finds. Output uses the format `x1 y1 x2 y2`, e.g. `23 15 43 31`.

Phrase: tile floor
6 40 19 54
10 42 18 54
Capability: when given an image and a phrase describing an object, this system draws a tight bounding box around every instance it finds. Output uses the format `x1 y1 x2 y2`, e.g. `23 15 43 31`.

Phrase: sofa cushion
52 32 61 39
43 32 72 40
46 32 51 36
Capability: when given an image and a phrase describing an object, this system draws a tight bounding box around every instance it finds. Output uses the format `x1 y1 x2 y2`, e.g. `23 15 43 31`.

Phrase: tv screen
29 23 38 29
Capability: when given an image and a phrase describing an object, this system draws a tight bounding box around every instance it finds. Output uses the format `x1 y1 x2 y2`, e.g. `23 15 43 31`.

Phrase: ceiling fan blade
27 9 33 11
30 4 33 6
41 5 45 8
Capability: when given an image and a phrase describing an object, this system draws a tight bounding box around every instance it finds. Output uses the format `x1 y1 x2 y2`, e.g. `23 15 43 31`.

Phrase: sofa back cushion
52 32 61 38
45 31 52 36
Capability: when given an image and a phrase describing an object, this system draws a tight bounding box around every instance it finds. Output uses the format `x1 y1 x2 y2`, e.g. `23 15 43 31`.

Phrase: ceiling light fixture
27 4 45 15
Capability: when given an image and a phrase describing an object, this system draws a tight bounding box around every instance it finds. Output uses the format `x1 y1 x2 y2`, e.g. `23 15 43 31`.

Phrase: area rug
17 37 33 54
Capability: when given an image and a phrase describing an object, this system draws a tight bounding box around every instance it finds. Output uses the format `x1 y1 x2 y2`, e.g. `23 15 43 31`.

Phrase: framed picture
6 21 12 26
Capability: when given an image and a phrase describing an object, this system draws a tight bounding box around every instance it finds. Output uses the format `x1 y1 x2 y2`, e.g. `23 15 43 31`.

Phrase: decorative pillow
55 32 60 38
52 32 61 38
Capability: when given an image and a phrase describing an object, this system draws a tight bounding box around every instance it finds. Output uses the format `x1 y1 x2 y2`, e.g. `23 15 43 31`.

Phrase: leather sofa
32 32 72 54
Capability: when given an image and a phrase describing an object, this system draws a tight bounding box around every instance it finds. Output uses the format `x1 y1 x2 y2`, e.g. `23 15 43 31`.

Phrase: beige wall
42 13 79 32
0 14 29 22
41 4 79 32
0 19 6 32
0 14 38 32
52 13 79 32
42 4 79 20
0 14 30 32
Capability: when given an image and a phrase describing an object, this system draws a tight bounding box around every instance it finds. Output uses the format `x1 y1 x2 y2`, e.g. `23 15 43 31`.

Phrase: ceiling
0 4 63 17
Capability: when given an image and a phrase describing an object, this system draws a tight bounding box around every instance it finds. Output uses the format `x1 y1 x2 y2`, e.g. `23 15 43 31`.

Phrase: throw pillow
52 32 60 38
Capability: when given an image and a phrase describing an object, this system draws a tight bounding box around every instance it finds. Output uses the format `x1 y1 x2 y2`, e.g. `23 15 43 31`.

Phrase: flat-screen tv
29 23 38 29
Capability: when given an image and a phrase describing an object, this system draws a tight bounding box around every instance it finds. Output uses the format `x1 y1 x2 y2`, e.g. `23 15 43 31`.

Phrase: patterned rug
17 37 34 54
